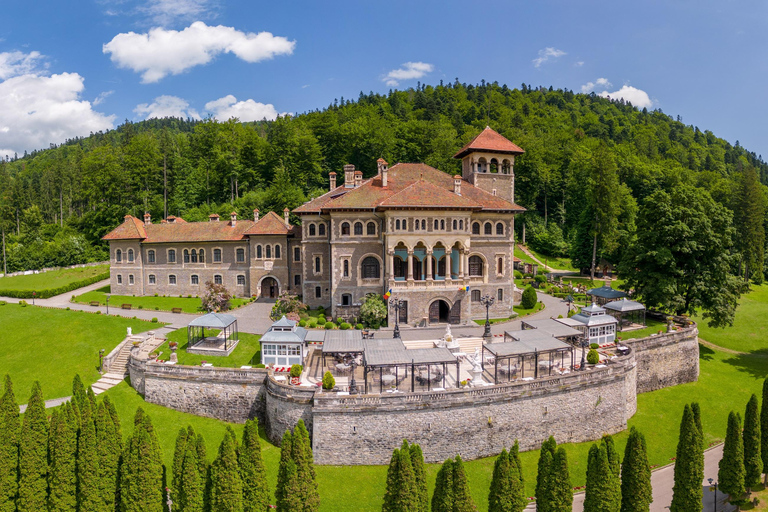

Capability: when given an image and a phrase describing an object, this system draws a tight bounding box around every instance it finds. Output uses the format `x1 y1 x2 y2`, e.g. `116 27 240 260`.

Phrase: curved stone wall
264 378 315 444
623 325 699 393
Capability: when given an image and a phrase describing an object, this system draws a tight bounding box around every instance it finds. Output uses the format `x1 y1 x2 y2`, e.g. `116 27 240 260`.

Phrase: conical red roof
453 126 525 158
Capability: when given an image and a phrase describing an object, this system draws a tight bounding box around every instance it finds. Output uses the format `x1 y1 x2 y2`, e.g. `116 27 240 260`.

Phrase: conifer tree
279 460 303 512
77 402 100 512
719 410 746 503
103 395 122 440
171 427 189 504
179 440 203 512
72 374 87 415
584 442 619 512
292 420 319 512
275 431 293 511
195 433 210 512
17 382 48 512
743 394 762 490
47 405 77 512
535 436 557 511
0 375 20 512
602 434 621 478
409 442 428 512
620 427 653 512
210 430 244 512
549 448 572 512
95 401 121 512
670 404 703 512
381 445 417 512
431 459 454 512
691 402 704 445
239 419 269 512
120 409 163 512
510 440 526 512
451 455 477 512
489 449 513 512
761 378 768 485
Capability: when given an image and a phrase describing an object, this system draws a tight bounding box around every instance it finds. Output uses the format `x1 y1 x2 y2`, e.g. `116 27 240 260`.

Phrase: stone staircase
91 338 134 395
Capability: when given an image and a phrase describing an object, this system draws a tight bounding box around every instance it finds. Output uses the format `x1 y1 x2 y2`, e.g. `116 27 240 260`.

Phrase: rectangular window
191 275 199 285
149 275 156 285
169 275 177 285
236 248 245 262
294 275 301 286
497 288 503 301
214 275 223 285
288 345 301 356
128 275 134 285
315 286 321 298
277 345 287 356
214 249 222 262
294 247 301 262
117 275 122 284
168 250 176 263
471 290 480 302
237 275 245 286
264 344 276 356
147 250 155 263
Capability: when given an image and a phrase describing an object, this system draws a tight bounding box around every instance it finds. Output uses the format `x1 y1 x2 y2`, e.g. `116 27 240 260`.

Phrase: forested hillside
1 81 766 321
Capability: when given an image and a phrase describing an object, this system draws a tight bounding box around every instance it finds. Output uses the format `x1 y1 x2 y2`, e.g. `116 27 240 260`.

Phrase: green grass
0 303 157 399
0 264 109 295
696 283 768 353
154 328 262 367
472 317 516 326
524 246 577 272
513 246 536 266
560 276 626 290
512 301 545 317
73 286 250 313
615 319 667 341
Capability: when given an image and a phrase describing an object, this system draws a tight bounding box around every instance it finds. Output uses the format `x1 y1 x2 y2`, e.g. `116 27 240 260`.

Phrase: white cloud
204 95 278 121
103 21 296 83
0 71 115 157
0 51 47 80
599 85 653 109
575 61 584 67
532 47 566 68
580 77 612 93
134 95 201 119
383 62 434 86
93 90 115 106
140 0 217 26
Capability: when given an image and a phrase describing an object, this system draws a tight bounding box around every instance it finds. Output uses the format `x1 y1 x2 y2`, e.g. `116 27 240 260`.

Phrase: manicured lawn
560 276 626 290
153 328 262 367
616 318 667 341
696 283 768 353
513 246 536 265
73 286 250 313
473 317 516 326
0 303 157 400
512 301 545 317
525 246 577 272
0 264 109 296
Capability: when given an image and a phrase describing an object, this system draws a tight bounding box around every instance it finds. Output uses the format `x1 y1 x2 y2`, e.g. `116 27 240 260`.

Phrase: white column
407 251 414 281
426 250 433 281
445 252 452 283
388 251 395 284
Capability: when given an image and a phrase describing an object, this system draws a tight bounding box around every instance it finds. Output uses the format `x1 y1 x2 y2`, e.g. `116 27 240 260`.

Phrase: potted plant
289 364 303 385
169 341 178 351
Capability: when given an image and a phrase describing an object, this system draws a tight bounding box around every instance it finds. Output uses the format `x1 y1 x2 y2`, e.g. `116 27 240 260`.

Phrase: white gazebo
568 303 618 345
604 298 646 331
260 316 308 367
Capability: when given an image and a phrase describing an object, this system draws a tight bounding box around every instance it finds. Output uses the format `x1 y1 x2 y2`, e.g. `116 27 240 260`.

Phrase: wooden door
399 301 408 324
449 300 461 324
429 301 439 323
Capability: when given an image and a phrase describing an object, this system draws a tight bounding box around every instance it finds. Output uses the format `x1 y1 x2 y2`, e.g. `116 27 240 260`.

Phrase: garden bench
171 307 183 314
89 301 100 307
121 304 132 310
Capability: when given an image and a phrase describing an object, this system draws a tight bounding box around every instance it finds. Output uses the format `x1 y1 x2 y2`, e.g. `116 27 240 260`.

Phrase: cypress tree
0 375 20 512
17 382 48 512
47 405 77 512
691 402 704 446
584 443 613 512
120 409 163 512
179 440 203 512
451 455 477 512
102 395 122 440
743 394 763 490
548 448 572 512
670 404 703 512
275 431 293 511
210 430 243 512
72 374 87 415
488 449 513 512
536 437 557 512
409 443 428 512
381 445 417 512
602 434 621 478
510 440 526 512
279 460 303 512
762 378 768 485
292 420 319 512
239 419 269 512
620 427 653 512
195 434 210 512
95 401 121 512
431 459 454 512
719 410 746 502
171 427 189 504
76 402 100 512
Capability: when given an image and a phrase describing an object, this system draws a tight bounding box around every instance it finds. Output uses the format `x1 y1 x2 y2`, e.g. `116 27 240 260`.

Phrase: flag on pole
461 285 469 292
383 288 392 300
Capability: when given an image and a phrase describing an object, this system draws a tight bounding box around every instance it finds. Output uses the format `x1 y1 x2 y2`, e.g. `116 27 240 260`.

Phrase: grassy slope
73 286 249 313
154 328 262 367
0 304 156 399
524 246 578 272
616 318 667 340
0 264 108 292
696 284 768 353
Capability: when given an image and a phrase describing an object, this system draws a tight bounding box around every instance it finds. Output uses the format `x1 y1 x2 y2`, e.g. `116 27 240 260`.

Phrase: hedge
0 271 110 299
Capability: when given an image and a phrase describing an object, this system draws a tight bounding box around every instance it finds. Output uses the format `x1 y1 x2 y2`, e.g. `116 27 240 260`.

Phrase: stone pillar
445 252 452 283
426 250 433 281
459 250 465 279
407 251 414 282
388 251 395 285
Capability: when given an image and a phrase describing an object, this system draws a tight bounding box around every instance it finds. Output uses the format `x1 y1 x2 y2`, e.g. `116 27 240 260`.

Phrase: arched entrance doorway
428 300 451 324
261 277 278 299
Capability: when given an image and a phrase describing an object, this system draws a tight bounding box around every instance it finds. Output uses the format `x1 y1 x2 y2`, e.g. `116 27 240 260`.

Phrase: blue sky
2 0 767 159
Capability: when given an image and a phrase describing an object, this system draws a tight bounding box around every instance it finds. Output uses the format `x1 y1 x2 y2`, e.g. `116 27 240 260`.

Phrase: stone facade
623 325 699 393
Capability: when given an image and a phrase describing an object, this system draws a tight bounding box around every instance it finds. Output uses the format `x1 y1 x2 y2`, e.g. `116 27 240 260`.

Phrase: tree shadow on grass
720 349 768 381
699 343 715 361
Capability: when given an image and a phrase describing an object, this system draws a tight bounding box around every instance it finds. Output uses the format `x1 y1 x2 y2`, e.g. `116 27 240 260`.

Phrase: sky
1 0 768 160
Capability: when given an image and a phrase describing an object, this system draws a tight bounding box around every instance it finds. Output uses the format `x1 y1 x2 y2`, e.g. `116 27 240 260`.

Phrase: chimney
343 164 356 188
253 209 259 222
329 172 337 191
230 211 237 226
283 208 290 228
209 213 220 222
143 212 151 225
453 175 462 196
377 158 389 187
354 170 363 188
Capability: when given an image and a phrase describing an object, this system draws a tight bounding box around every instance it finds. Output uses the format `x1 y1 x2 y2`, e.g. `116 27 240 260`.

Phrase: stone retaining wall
623 325 699 393
264 378 316 444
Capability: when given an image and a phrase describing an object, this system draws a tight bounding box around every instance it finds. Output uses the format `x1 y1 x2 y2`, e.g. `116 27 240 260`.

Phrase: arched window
367 222 376 235
236 248 245 262
213 249 222 262
354 222 363 235
472 222 480 235
190 249 198 263
415 220 420 231
183 249 190 263
440 219 445 230
168 249 176 263
361 257 380 279
396 219 401 230
421 220 426 230
256 245 262 259
497 257 503 275
199 249 205 263
393 256 406 279
341 222 350 235
315 256 321 273
315 286 321 298
490 158 499 173
309 224 316 236
452 219 457 230
459 220 464 230
214 275 223 285
169 275 177 285
477 157 488 173
496 222 504 235
469 255 484 277
275 245 281 259
148 274 156 285
127 249 134 262
147 250 155 263
117 275 122 284
502 160 511 174
116 249 122 262
484 223 492 235
343 260 349 277
128 274 134 285
266 245 272 259
319 223 326 236
434 219 439 230
498 288 504 300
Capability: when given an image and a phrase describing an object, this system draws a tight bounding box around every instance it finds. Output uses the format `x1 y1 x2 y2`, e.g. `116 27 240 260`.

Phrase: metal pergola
363 343 460 394
321 330 365 371
187 312 238 351
484 333 574 384
604 298 646 331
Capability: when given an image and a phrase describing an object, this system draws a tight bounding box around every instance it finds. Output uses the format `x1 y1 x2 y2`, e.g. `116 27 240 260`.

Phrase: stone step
103 372 127 380
99 377 124 386
91 382 112 392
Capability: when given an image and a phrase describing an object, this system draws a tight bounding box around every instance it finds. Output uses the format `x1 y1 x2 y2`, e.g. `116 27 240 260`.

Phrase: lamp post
99 348 105 374
579 337 588 371
708 478 717 512
349 358 357 394
32 291 35 306
480 294 495 339
106 294 110 315
389 297 404 339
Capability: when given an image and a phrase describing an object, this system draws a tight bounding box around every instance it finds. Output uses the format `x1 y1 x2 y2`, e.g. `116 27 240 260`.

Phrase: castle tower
453 126 524 204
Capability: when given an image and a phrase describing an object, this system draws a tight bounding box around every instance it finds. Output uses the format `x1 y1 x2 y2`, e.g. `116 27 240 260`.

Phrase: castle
104 127 526 324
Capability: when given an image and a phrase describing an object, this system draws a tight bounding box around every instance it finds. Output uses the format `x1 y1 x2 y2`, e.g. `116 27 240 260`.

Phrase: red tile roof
453 126 525 158
294 163 525 214
102 215 147 240
243 211 296 236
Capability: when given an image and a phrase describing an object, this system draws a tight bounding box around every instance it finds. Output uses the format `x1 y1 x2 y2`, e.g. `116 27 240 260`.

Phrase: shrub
587 349 600 365
19 300 27 307
0 301 6 306
201 280 232 312
289 364 303 378
340 322 351 330
138 305 144 309
96 311 101 314
154 306 159 310
324 322 335 330
521 285 537 309
360 293 387 327
270 292 308 321
336 317 344 325
307 319 318 328
255 364 266 369
316 306 326 317
298 319 307 327
151 317 158 323
356 323 364 330
154 293 158 297
322 371 336 390
514 270 523 279
534 275 547 283
590 343 599 349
